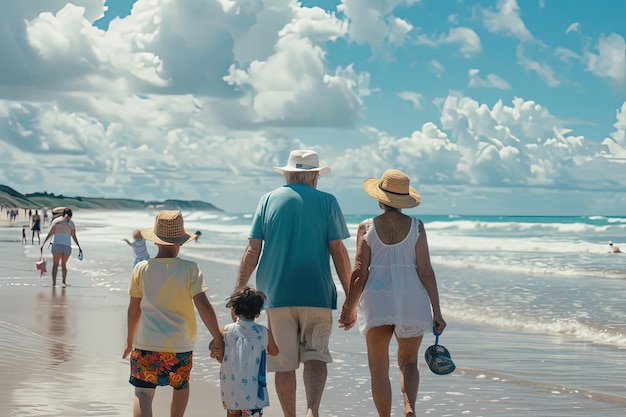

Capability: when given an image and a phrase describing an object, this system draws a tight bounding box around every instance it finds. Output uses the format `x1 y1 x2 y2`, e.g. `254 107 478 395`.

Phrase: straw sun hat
273 150 331 175
363 169 421 209
141 210 196 245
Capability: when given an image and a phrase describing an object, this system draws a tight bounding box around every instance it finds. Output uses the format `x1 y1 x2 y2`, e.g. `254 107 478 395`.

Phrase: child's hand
209 339 224 363
122 343 132 359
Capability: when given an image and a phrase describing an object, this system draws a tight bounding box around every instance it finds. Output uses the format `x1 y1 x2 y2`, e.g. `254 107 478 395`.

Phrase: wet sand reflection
47 286 72 364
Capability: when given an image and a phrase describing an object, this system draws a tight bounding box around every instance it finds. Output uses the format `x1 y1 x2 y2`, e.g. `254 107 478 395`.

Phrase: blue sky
0 0 625 215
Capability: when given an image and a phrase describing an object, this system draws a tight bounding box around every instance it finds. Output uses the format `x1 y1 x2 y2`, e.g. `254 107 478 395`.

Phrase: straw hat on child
142 210 196 245
363 169 421 209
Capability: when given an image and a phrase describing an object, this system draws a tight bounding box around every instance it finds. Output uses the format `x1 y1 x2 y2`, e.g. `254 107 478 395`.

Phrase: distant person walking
123 229 150 266
40 208 82 287
31 210 41 244
234 149 352 417
339 169 447 417
122 210 224 417
22 226 27 245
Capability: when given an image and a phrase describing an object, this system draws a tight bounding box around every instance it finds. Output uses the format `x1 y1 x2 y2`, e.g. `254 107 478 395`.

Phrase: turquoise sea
17 211 626 416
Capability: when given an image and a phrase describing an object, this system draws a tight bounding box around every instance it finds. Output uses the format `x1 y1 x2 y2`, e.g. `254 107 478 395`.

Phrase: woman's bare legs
59 253 70 287
51 252 62 287
397 336 422 417
366 326 394 417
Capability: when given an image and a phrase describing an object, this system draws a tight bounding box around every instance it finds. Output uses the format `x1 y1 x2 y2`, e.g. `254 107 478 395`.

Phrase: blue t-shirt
249 183 350 309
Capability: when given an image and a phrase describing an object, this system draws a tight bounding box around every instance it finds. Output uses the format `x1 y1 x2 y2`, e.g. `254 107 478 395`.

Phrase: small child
212 287 279 417
122 210 224 417
123 229 150 266
22 226 27 245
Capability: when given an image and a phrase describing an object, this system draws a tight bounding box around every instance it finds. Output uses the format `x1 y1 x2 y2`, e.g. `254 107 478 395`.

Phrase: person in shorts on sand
123 210 224 417
40 208 82 288
234 150 352 417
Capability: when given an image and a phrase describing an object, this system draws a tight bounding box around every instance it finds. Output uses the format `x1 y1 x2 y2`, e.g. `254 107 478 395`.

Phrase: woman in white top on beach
339 169 446 417
40 208 82 287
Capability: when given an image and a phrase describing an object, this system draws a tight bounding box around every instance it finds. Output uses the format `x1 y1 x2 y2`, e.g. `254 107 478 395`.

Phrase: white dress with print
357 217 433 338
220 319 269 411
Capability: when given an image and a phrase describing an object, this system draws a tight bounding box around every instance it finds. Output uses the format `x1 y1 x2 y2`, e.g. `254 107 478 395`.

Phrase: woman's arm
415 220 446 334
40 224 56 251
71 228 82 253
339 221 371 330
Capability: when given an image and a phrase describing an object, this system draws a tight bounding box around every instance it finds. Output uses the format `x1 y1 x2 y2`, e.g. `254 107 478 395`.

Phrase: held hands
338 302 357 331
209 338 225 363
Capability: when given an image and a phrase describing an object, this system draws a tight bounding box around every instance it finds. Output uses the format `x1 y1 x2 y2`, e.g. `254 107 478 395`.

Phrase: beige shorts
266 307 333 372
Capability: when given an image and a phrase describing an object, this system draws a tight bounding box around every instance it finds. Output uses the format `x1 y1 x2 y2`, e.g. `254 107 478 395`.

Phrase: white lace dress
357 217 433 338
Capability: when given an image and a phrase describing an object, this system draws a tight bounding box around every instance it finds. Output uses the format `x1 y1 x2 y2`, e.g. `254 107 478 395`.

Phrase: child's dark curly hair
227 287 267 319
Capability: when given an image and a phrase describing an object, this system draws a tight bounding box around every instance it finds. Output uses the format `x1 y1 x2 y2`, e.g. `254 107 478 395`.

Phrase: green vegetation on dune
0 185 222 211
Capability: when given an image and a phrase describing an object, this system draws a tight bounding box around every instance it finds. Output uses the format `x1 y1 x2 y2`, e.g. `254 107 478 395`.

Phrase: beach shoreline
0 212 234 416
2 209 626 416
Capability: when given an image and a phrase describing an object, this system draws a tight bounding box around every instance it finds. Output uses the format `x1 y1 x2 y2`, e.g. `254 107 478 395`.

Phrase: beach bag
424 329 456 375
35 256 47 277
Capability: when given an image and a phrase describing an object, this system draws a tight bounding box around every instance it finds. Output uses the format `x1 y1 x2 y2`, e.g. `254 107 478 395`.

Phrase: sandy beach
0 212 236 416
2 209 626 416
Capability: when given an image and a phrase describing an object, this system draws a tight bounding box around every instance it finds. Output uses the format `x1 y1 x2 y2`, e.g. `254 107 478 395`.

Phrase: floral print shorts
227 409 263 416
129 349 193 390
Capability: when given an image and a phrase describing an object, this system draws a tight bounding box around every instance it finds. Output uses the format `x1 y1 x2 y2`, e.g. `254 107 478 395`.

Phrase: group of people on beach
121 149 447 417
16 149 620 416
2 205 82 288
2 206 48 244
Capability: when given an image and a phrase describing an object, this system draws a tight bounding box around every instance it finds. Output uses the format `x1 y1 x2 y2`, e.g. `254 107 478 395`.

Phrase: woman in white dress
339 169 447 417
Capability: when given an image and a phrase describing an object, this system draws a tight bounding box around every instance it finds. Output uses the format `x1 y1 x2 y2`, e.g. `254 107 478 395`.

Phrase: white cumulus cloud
416 27 482 57
338 0 419 53
468 69 512 89
397 91 423 109
483 0 533 42
585 33 626 83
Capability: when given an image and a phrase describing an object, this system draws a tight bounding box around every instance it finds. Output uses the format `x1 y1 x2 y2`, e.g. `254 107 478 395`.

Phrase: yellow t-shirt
128 257 208 352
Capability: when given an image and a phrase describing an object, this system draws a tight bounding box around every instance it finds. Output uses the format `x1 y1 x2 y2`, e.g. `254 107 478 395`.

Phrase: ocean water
20 211 626 415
